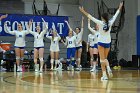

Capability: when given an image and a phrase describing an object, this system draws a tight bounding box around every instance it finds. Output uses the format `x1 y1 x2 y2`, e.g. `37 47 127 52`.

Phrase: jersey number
19 35 22 37
103 24 108 30
69 41 72 44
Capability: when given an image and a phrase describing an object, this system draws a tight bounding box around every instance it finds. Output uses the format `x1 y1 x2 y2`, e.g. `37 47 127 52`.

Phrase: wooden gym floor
0 69 140 93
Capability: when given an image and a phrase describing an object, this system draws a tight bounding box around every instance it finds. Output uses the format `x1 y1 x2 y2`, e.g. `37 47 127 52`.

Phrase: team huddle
0 2 123 80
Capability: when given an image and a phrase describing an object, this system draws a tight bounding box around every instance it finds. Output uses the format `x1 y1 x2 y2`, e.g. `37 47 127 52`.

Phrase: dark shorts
34 47 44 50
76 46 82 50
94 44 98 48
98 42 110 48
14 46 25 49
90 44 98 49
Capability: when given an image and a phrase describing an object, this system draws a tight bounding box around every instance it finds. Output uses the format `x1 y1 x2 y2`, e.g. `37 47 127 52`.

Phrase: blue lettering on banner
0 14 69 36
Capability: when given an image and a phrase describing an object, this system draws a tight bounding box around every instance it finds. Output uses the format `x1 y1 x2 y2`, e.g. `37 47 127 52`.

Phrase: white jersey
28 30 47 47
88 34 96 46
73 28 83 47
65 36 76 48
88 25 100 44
88 10 120 43
46 32 61 52
95 32 100 44
5 27 29 47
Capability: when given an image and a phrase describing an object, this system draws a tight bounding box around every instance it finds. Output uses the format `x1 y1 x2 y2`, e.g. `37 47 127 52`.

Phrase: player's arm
0 14 8 21
4 23 15 35
79 6 102 25
27 19 35 35
42 18 48 34
110 2 123 25
88 19 96 34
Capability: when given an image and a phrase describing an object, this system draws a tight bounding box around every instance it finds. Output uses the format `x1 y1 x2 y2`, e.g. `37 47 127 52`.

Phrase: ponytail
105 21 109 32
102 13 109 32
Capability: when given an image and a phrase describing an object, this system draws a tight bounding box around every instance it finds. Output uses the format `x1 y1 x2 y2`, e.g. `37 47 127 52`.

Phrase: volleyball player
73 16 84 71
4 22 29 72
79 2 123 80
46 26 61 70
61 20 77 71
28 19 48 72
87 19 99 72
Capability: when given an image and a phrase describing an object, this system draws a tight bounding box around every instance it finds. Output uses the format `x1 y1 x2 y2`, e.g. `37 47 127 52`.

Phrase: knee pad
39 58 44 62
90 58 93 61
71 57 75 61
71 58 75 66
67 59 70 62
34 58 37 62
16 56 20 60
104 59 108 62
93 54 98 61
77 58 81 62
100 59 105 63
51 59 54 64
